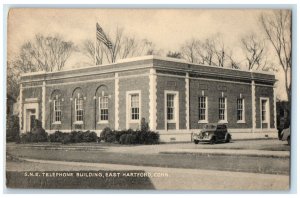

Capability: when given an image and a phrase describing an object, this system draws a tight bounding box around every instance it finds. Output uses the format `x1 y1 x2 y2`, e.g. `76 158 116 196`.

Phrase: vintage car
280 127 290 145
192 123 231 144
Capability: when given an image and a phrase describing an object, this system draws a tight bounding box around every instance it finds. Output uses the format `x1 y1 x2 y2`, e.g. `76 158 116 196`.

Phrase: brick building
19 56 277 142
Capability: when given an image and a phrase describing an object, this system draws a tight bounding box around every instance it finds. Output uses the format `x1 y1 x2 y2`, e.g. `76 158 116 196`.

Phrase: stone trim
273 86 277 128
149 68 157 130
42 81 46 129
157 73 252 86
185 73 190 130
115 73 119 130
41 73 149 87
19 84 23 132
23 102 39 133
251 80 256 132
126 90 142 129
164 90 179 130
21 65 152 83
260 97 270 129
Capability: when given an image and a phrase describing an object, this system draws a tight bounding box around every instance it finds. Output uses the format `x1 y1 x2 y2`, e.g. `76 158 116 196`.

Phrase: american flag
96 23 113 49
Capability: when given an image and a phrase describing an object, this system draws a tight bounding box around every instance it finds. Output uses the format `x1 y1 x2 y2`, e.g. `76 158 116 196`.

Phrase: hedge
100 127 160 144
20 129 48 143
49 130 98 144
6 115 20 142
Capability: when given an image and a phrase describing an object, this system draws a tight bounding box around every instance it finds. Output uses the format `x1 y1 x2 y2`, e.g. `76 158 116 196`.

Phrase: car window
204 124 216 129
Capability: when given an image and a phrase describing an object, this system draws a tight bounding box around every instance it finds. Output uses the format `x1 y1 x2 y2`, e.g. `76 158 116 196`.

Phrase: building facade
19 56 277 142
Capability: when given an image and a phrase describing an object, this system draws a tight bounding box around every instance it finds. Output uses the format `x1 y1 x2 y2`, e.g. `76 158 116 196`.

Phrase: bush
6 115 20 142
102 127 160 145
100 127 117 143
82 131 98 142
20 131 48 143
49 130 98 144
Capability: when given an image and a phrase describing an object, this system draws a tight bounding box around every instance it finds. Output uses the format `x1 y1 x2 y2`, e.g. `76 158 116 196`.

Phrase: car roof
204 123 227 126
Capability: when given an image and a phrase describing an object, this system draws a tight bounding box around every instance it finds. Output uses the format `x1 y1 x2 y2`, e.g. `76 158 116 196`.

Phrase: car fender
225 133 231 140
209 134 216 140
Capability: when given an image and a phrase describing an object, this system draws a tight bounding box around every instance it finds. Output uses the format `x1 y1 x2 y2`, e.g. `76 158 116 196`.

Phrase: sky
7 8 290 100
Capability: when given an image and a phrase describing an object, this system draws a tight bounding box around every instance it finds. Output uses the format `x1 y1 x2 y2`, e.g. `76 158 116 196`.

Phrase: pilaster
114 73 119 130
149 68 157 130
185 73 190 130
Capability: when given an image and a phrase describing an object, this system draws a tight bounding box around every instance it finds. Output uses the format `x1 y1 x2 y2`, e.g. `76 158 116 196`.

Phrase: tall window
75 98 84 122
237 98 244 121
99 96 108 121
219 97 227 121
199 96 207 121
54 100 62 122
167 94 175 120
130 94 139 120
261 99 267 122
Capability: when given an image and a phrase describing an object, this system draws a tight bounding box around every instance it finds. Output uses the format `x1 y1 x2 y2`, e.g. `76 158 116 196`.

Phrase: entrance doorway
22 101 39 133
25 109 37 132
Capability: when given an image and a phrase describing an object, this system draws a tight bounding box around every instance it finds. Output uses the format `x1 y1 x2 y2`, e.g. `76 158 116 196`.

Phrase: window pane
75 98 84 122
237 99 243 121
261 100 267 121
130 94 140 120
199 96 206 120
167 94 175 120
219 98 226 120
99 96 109 121
54 100 62 122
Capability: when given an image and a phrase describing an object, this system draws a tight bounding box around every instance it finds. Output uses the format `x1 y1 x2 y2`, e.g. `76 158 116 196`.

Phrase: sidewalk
160 148 290 158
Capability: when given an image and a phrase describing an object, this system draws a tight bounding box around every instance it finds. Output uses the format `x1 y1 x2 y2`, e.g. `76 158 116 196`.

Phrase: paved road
6 158 289 190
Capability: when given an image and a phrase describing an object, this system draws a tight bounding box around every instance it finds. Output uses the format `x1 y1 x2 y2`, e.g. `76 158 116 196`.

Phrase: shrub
61 134 71 144
6 115 20 142
119 134 127 144
49 131 64 142
69 131 82 143
49 130 98 144
140 118 149 132
20 131 48 143
82 131 98 142
114 128 160 145
100 127 117 143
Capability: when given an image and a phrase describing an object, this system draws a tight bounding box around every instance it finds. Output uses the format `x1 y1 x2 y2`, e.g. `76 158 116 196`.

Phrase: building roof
20 55 276 85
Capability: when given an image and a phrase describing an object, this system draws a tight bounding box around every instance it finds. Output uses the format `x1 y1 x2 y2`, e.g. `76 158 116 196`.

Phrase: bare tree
83 28 157 64
7 60 21 99
213 35 227 67
166 51 181 59
197 38 216 65
180 39 201 63
226 51 240 69
241 33 268 71
103 28 161 63
16 34 76 72
260 10 292 101
7 34 75 99
180 35 230 67
82 39 103 65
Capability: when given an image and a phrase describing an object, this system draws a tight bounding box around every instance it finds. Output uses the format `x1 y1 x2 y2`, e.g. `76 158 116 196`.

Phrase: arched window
75 98 84 122
50 90 63 124
99 96 108 121
72 87 85 124
95 85 109 123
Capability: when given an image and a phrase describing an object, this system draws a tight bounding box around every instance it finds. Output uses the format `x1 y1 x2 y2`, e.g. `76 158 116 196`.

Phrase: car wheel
225 135 231 143
194 140 199 144
210 137 216 144
287 136 290 145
